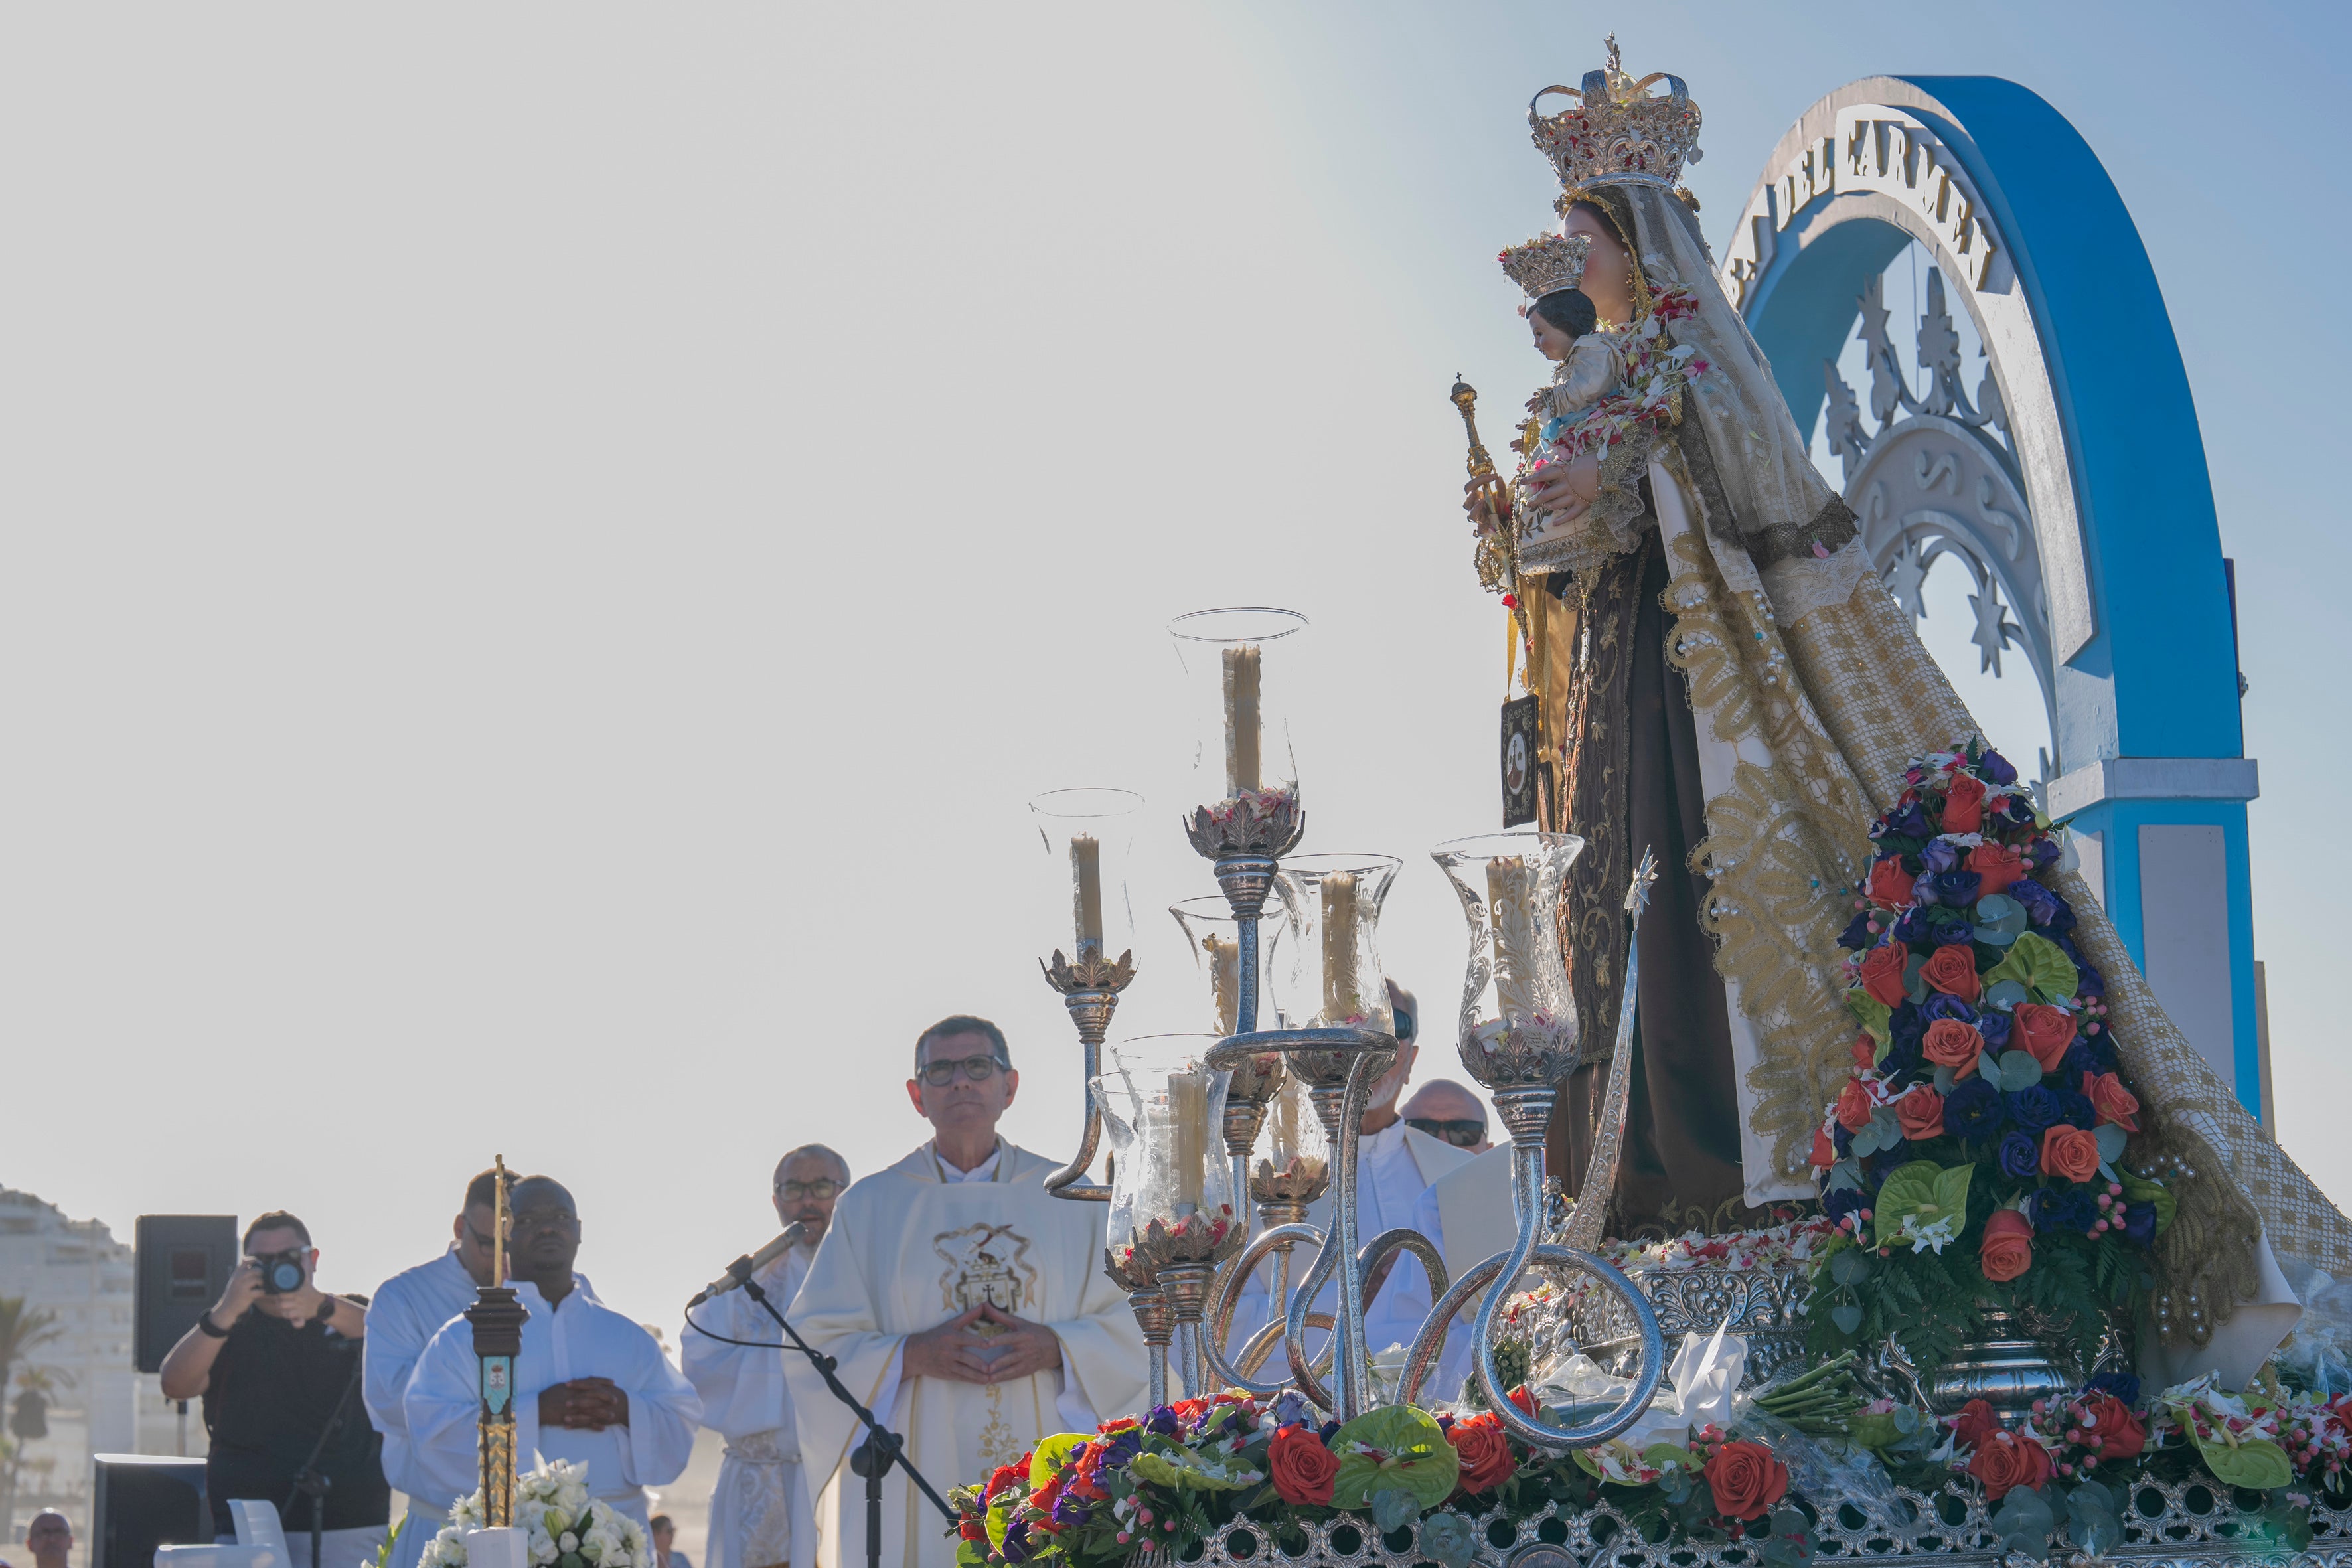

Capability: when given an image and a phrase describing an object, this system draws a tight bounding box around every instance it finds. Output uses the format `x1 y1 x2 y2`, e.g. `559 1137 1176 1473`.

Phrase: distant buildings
0 1186 204 1566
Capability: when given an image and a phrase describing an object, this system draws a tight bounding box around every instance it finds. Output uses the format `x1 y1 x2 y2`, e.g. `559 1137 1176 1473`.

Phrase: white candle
1071 834 1103 953
1273 1077 1300 1164
1320 872 1358 1022
1169 1068 1208 1210
1204 932 1241 1037
1487 857 1538 1024
1223 645 1262 797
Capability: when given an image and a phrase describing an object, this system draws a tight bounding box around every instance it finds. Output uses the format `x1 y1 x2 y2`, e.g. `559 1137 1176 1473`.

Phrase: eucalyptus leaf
1903 952 1928 1004
1998 1051 2045 1093
1831 1303 1864 1334
1371 1488 1419 1534
2094 1123 2128 1162
1933 1064 1957 1093
1417 1512 1476 1568
1827 1160 1863 1194
1771 1508 1810 1539
1982 979 2031 1012
1992 1484 2055 1551
2067 1480 2122 1557
1973 894 2028 945
1829 1248 1873 1287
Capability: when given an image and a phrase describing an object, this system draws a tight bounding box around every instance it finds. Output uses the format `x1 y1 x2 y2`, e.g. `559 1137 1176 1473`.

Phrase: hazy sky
5 3 2345 1336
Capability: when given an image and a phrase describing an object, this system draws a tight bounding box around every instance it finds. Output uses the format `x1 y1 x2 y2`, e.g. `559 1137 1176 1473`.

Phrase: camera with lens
252 1248 308 1294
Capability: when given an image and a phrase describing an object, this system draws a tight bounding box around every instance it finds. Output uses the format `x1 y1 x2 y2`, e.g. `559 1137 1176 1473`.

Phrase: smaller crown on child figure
1497 232 1592 313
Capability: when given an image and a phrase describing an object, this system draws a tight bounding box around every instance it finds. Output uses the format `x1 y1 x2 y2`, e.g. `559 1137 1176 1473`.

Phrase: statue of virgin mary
1467 42 2351 1372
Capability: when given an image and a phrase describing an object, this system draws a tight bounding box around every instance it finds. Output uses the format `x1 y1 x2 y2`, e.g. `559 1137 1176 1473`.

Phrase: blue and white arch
1722 76 2268 1121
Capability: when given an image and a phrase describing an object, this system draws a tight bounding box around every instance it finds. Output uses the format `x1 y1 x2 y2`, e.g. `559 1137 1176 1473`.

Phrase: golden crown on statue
1498 232 1593 303
1528 33 1703 195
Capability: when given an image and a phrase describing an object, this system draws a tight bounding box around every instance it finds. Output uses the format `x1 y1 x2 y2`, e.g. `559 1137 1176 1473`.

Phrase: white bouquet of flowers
417 1460 649 1568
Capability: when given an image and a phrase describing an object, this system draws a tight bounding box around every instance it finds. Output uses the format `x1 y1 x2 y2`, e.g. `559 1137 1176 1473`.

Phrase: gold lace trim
1656 522 1876 1190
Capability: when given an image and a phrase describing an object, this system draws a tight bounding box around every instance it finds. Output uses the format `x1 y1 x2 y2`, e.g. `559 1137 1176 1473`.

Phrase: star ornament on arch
1967 579 2020 676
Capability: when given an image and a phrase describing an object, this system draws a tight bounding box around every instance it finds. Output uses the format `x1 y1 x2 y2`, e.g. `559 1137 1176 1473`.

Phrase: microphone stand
702 1253 955 1568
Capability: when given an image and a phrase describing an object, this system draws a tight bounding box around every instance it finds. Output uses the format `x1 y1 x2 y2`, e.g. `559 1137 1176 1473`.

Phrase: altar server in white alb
682 1146 846 1568
364 1168 513 1568
406 1176 701 1531
787 1016 1145 1568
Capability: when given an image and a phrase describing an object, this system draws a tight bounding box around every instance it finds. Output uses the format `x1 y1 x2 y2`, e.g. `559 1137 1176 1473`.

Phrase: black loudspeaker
92 1453 209 1568
135 1216 238 1375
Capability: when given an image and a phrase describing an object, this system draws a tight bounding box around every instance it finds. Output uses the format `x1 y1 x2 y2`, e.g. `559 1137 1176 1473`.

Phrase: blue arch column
1724 76 2264 1115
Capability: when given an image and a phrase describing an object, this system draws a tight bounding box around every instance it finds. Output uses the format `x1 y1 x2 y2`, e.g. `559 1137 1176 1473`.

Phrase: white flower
1901 1212 1960 1254
559 1535 578 1555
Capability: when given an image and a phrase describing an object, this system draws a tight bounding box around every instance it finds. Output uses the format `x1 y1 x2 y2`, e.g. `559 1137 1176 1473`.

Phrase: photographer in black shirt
160 1211 390 1567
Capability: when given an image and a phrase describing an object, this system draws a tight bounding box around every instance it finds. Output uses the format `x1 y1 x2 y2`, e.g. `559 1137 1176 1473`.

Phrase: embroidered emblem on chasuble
934 1223 1042 1466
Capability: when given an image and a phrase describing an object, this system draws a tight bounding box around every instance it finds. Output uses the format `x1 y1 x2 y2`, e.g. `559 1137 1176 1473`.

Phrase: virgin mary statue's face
1561 204 1634 327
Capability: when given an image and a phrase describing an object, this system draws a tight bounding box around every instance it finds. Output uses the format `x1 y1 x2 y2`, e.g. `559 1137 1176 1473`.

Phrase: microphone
688 1223 807 1308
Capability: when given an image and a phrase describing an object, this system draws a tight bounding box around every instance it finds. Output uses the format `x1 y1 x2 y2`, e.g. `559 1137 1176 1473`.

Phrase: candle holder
1431 831 1586 1092
1094 1035 1242 1395
1169 608 1308 861
1103 1247 1174 1409
1033 787 1146 1203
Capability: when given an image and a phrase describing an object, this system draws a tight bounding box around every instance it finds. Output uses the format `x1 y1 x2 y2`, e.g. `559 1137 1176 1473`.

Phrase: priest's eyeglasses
918 1053 1010 1086
775 1178 843 1201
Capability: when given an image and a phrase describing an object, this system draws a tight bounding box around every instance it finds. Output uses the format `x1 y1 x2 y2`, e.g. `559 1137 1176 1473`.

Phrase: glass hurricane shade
1169 892 1288 1036
1091 1035 1239 1255
1431 830 1585 1090
1166 608 1305 808
1028 787 1144 959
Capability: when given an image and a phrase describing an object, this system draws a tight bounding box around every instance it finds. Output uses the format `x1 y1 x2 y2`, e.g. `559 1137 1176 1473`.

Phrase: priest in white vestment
365 1169 510 1568
684 1146 846 1568
787 1016 1145 1568
1385 1145 1516 1399
407 1177 701 1532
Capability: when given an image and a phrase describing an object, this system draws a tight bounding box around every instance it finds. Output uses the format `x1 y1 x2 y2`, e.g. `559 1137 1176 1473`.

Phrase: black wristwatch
197 1312 231 1338
315 1295 337 1323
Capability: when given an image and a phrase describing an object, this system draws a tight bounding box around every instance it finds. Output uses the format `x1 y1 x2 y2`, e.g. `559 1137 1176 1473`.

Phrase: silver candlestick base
1042 947 1136 1202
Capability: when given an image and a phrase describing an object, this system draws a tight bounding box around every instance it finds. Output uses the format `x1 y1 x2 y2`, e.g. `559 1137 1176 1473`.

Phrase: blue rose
1975 1011 2013 1051
2122 1202 2157 1246
1891 907 1934 945
1943 1078 2003 1141
1884 803 1932 840
1922 992 1979 1025
1889 1001 1928 1045
2075 962 2106 1000
2011 879 2063 927
2007 1085 2064 1131
2028 838 2063 868
2055 931 2089 967
1996 1130 2041 1178
1838 909 1876 951
2084 1371 2142 1405
2056 1090 2096 1130
1980 749 2019 786
1932 921 1977 946
1832 1121 1855 1158
1881 1034 1922 1081
1824 1186 1867 1227
2033 1186 2098 1232
2058 1041 2096 1081
1922 838 1963 874
2005 795 2038 826
1927 869 1984 906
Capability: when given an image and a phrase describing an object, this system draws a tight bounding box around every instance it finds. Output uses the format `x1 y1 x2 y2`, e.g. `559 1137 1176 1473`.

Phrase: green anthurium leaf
1932 1162 1974 1215
1998 1050 2045 1093
1983 932 2080 1005
1125 1452 1184 1491
1642 1443 1696 1474
1847 988 1892 1050
1831 1303 1864 1334
2094 1124 2128 1163
2195 1433 2293 1490
1370 1488 1419 1534
1872 1160 1943 1250
2121 1169 2177 1239
1330 1406 1460 1512
1028 1434 1091 1490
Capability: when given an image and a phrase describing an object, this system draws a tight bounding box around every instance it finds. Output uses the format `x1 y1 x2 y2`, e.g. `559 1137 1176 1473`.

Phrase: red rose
959 1519 987 1542
2080 1393 2146 1461
1943 772 1988 834
1836 1078 1878 1132
1446 1411 1517 1494
2083 1070 2140 1131
1922 1018 1984 1076
1966 842 2028 896
1952 1399 2000 1451
2013 1004 2077 1072
1267 1424 1338 1506
1851 1035 1878 1071
1919 943 1982 1002
1980 1208 2034 1283
1868 856 1918 909
1896 1087 1946 1140
1966 1429 2053 1500
1810 1126 1836 1168
984 1463 1024 1502
1702 1439 1789 1522
1858 941 1909 1007
1507 1385 1537 1417
2041 1124 2101 1184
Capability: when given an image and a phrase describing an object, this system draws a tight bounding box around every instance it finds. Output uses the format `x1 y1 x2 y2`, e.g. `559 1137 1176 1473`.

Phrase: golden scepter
1450 376 1529 667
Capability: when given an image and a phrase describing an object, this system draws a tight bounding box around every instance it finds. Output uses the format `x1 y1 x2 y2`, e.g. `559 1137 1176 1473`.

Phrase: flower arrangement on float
950 1390 1813 1568
1802 738 2170 1373
418 1460 649 1568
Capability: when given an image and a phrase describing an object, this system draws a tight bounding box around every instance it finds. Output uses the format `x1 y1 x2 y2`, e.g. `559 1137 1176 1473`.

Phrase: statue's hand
1527 451 1601 518
1462 479 1500 537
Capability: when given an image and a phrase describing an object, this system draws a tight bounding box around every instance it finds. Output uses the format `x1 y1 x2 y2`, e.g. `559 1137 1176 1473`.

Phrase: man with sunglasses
407 1176 702 1532
682 1145 850 1568
786 1016 1144 1568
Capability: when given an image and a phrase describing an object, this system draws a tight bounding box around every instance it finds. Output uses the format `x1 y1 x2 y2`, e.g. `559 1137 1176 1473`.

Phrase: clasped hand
902 1303 1061 1386
540 1377 630 1431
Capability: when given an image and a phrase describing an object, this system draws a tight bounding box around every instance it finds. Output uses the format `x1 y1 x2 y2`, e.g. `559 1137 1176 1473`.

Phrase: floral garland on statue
1802 738 2171 1373
418 1460 649 1568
